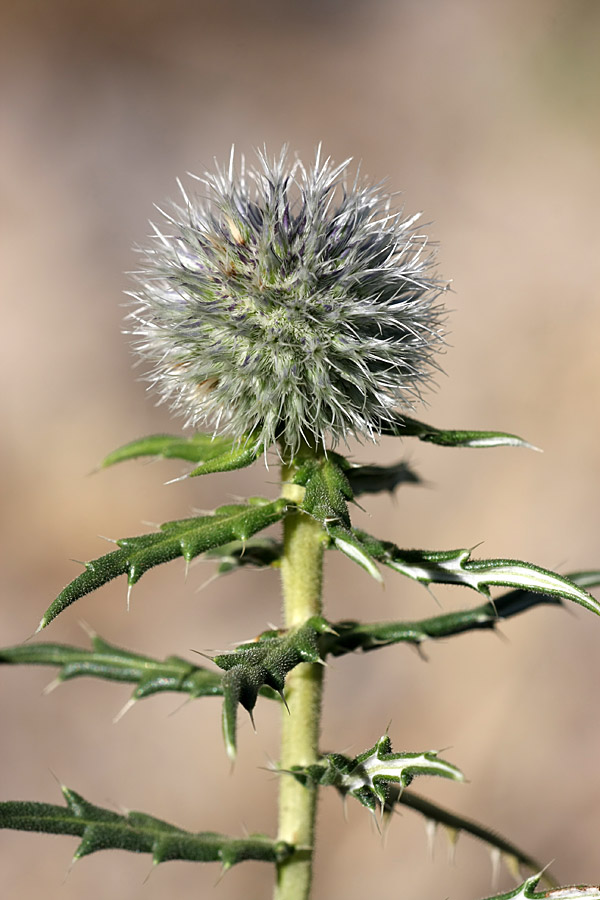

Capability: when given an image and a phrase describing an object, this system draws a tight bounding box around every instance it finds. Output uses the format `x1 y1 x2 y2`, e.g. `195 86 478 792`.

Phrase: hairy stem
275 464 326 900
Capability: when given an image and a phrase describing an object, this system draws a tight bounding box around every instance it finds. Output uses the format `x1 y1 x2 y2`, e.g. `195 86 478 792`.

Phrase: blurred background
1 1 599 897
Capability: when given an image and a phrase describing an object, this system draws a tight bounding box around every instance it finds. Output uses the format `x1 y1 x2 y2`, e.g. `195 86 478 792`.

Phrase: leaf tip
225 741 237 763
60 784 75 805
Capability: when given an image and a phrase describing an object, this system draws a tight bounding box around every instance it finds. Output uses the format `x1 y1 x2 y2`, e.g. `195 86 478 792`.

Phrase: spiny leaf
345 460 421 496
293 457 384 582
288 734 463 813
0 634 222 700
204 537 283 576
0 632 270 709
187 443 261 478
294 455 353 530
101 432 236 467
40 499 287 630
350 530 600 616
214 617 330 760
395 790 554 888
564 570 600 590
101 431 261 476
324 571 600 657
0 788 292 868
383 415 538 450
479 873 600 900
327 524 383 582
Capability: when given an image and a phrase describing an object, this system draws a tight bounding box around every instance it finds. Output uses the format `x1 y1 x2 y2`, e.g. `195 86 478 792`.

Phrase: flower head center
129 146 447 453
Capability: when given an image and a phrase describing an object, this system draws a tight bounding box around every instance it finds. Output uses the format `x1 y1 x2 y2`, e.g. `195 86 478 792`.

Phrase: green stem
274 464 326 900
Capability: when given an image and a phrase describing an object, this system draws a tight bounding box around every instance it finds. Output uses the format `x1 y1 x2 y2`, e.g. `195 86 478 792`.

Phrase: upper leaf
294 456 383 582
328 525 383 582
383 415 538 450
40 499 287 630
101 432 261 477
288 734 463 813
0 787 292 868
347 530 600 616
294 454 353 530
345 460 421 496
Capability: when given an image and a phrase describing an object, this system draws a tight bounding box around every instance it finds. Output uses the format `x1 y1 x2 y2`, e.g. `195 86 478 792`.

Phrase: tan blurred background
1 1 599 897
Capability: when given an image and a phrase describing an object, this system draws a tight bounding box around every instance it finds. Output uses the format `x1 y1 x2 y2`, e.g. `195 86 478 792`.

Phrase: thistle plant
1 147 598 900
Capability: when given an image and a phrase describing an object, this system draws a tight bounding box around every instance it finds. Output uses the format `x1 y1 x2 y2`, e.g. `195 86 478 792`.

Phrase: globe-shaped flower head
129 147 447 456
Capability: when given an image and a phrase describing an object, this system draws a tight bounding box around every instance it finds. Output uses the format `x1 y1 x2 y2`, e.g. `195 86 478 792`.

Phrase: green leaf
0 787 292 868
324 571 600 657
214 617 330 760
345 460 421 496
0 633 201 703
39 499 287 630
383 415 538 450
295 455 353 530
288 734 463 813
187 443 261 478
395 790 554 889
293 457 386 582
350 530 600 616
327 525 383 582
101 432 261 477
205 537 283 575
479 873 600 900
0 634 221 700
563 570 600 590
0 632 281 720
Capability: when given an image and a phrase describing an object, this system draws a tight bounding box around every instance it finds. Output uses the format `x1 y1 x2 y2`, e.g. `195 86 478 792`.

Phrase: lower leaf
395 789 553 887
287 734 463 813
0 787 292 869
480 873 600 900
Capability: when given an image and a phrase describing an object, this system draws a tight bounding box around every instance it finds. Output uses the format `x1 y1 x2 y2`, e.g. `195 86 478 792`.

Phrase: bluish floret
128 146 447 456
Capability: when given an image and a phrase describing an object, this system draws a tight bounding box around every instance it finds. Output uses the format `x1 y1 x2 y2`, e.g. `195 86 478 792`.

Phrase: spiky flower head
128 147 447 456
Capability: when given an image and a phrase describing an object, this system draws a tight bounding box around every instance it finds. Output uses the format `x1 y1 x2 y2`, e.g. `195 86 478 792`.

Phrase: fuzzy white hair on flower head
127 145 448 457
